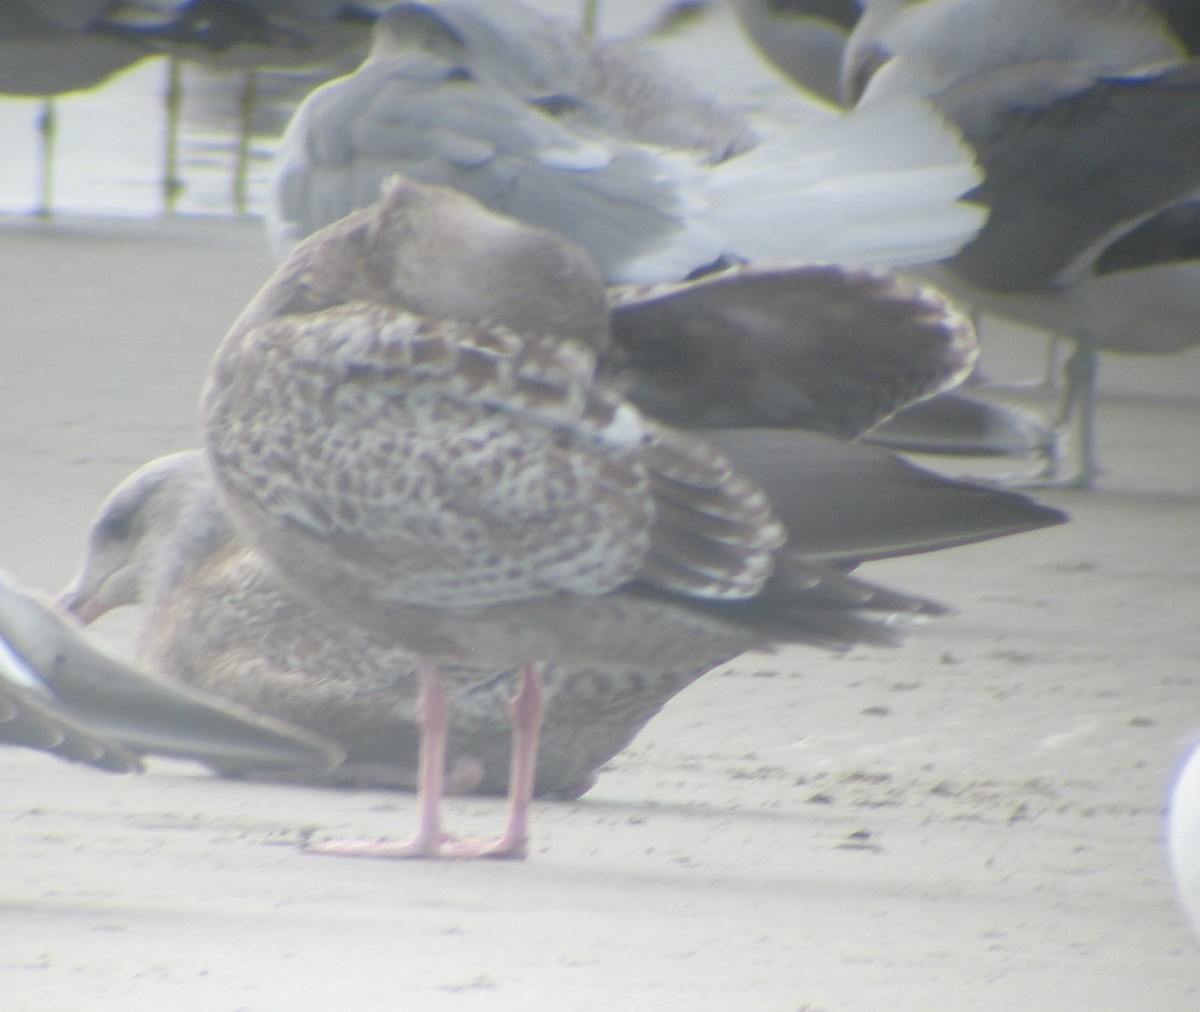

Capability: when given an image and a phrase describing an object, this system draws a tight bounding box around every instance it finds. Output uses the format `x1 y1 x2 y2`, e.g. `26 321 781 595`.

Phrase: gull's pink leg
308 661 450 859
445 661 546 860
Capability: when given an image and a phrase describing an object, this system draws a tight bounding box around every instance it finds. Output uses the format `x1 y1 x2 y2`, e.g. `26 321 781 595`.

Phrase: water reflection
0 56 340 220
0 2 798 223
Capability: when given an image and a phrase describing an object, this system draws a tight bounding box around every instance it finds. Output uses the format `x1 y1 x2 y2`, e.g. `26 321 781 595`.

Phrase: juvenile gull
59 451 736 798
60 424 1059 797
63 254 1054 796
202 175 1064 859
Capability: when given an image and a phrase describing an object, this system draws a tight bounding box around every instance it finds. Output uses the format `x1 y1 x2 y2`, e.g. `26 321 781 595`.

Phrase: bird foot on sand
439 833 528 860
306 831 526 861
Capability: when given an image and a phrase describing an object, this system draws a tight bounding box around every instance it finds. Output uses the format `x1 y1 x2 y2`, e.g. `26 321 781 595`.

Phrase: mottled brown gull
58 451 744 798
58 420 1059 797
201 175 1064 859
62 248 1054 796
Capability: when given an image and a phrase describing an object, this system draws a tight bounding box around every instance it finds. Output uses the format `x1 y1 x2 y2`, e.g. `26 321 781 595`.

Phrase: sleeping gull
202 174 1064 858
59 413 1060 796
267 0 985 281
831 1 1200 484
60 254 1060 795
901 59 1200 485
269 0 1048 463
0 569 342 775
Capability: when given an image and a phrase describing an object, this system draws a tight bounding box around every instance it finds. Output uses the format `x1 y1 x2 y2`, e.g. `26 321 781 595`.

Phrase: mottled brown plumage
200 176 1061 858
61 451 742 798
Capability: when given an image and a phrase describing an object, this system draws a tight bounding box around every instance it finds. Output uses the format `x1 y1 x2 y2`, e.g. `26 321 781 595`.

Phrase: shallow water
0 4 807 223
0 57 319 220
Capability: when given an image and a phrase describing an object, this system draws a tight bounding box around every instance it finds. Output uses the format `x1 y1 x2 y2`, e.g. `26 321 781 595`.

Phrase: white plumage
268 0 984 281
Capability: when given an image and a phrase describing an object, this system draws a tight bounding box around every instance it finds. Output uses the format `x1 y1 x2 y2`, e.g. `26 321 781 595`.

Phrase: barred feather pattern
204 301 784 612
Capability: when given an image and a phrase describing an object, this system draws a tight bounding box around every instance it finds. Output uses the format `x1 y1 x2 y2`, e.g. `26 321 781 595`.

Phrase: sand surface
2 207 1199 1010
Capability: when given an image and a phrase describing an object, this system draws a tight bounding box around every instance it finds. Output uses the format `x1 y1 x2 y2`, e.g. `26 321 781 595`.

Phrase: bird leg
1066 337 1100 488
1025 336 1099 489
444 661 546 860
233 70 258 216
162 57 184 213
308 661 546 860
307 660 451 859
36 99 56 220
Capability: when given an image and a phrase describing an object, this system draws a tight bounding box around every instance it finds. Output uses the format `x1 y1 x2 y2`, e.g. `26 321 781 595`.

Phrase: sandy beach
1 201 1199 1010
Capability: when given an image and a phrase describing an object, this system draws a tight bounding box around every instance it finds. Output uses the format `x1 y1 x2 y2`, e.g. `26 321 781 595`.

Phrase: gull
0 3 150 216
0 570 342 775
60 407 1058 796
59 251 1058 797
267 0 985 281
0 2 380 216
99 0 381 212
835 0 1200 485
841 0 1199 103
202 174 1063 859
1169 737 1200 940
898 59 1200 485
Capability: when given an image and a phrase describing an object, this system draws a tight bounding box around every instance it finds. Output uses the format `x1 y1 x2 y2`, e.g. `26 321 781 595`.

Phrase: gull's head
376 175 610 350
57 452 231 624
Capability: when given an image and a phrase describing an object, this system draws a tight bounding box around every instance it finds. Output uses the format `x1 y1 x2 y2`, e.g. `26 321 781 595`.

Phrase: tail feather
699 94 986 268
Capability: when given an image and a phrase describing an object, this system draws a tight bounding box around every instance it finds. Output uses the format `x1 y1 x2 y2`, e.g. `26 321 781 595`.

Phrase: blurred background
0 1 792 221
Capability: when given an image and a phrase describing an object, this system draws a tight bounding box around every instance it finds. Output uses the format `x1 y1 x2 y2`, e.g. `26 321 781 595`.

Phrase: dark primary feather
863 391 1054 459
1095 201 1200 277
702 428 1066 564
941 60 1200 291
610 263 976 438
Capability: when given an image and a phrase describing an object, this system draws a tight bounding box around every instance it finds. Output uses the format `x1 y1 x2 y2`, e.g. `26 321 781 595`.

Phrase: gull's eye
531 94 584 118
96 505 136 544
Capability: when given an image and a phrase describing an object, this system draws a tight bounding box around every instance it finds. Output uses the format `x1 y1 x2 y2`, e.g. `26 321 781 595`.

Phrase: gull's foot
306 834 449 860
305 826 527 861
440 833 528 861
